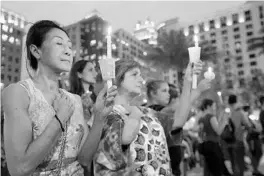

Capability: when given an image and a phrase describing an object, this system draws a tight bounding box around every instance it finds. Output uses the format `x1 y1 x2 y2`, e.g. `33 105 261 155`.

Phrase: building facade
133 18 158 46
182 1 264 90
64 10 110 63
113 28 163 80
1 8 27 87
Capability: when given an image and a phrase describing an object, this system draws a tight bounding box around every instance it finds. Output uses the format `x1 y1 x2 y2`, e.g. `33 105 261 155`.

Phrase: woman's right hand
53 90 75 125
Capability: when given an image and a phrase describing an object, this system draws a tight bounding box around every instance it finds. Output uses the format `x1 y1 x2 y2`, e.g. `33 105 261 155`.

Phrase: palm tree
248 26 264 54
144 29 220 87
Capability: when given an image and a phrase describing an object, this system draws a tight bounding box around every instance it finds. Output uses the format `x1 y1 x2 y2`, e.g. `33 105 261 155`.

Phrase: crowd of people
1 19 264 176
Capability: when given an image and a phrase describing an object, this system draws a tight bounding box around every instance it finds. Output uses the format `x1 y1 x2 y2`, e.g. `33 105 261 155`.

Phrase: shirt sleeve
97 112 128 171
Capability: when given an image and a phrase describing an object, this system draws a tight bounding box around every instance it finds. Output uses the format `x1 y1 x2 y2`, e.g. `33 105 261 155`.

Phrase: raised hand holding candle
188 35 201 89
204 67 215 81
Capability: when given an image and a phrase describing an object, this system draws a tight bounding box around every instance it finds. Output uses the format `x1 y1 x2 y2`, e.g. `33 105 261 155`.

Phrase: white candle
217 91 223 104
191 35 199 89
194 35 199 47
107 26 112 59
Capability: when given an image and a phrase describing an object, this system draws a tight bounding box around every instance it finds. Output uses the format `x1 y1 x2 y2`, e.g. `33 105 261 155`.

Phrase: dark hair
199 99 214 111
69 60 97 102
26 20 68 70
242 105 250 112
146 80 166 99
228 94 237 105
115 59 140 87
260 96 264 105
168 83 178 103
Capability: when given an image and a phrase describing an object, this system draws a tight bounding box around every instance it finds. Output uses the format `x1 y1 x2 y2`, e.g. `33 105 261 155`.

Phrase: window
224 58 230 63
220 16 227 27
223 36 228 41
223 43 229 49
188 25 194 35
237 63 243 68
249 54 256 58
260 6 263 19
226 72 232 77
209 20 215 29
247 31 253 36
14 77 18 82
221 30 227 35
238 71 244 76
261 21 264 26
235 41 241 49
211 40 216 44
236 49 242 54
246 24 253 29
8 56 13 62
7 75 11 81
245 10 252 21
1 74 4 80
85 24 90 32
226 50 230 55
227 80 233 89
232 13 239 24
210 32 216 37
199 23 204 33
250 61 257 66
15 68 19 73
239 79 245 87
234 34 240 39
15 57 19 63
233 27 240 32
91 22 96 31
236 56 242 61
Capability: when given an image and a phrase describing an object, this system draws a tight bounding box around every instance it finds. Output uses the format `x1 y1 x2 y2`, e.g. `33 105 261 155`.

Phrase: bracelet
54 114 65 132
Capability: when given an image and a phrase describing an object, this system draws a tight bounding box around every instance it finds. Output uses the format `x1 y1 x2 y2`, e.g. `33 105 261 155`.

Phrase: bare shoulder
2 83 29 110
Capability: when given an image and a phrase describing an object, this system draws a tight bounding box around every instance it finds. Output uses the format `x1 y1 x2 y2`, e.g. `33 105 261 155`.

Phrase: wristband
54 114 65 132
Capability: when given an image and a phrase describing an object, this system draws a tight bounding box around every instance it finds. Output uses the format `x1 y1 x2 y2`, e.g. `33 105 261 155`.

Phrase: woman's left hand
184 61 204 82
93 84 118 123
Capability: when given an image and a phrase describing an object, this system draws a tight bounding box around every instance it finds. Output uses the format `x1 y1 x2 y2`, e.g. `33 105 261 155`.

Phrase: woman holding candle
1 20 117 176
93 58 211 176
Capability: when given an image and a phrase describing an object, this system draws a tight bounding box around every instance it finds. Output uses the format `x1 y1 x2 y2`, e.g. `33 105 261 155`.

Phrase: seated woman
93 59 211 176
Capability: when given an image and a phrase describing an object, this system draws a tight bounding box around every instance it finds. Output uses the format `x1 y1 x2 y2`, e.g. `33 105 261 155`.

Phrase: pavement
184 156 264 176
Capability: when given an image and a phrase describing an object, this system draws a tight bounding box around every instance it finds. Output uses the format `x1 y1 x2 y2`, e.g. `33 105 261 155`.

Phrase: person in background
1 20 117 176
242 105 264 176
227 95 252 176
69 59 101 175
198 99 232 176
259 96 264 141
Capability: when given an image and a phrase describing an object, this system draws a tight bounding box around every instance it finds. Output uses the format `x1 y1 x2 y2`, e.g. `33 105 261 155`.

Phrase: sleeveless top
198 114 219 142
93 105 172 176
19 79 85 176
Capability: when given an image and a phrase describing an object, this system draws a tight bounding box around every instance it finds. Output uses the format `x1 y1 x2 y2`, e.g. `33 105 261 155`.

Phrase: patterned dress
18 79 86 176
93 105 172 176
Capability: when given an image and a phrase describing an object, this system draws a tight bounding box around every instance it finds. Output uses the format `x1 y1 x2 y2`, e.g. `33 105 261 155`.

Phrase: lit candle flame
217 91 222 96
107 26 112 35
208 67 213 72
194 35 199 47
